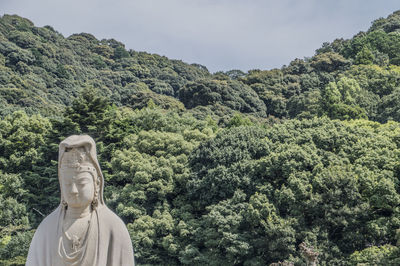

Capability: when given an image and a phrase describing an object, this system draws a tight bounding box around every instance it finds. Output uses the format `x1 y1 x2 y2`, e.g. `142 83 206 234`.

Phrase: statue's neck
66 205 91 219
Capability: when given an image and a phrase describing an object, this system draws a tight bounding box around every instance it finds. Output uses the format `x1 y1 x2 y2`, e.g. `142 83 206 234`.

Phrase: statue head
58 135 104 210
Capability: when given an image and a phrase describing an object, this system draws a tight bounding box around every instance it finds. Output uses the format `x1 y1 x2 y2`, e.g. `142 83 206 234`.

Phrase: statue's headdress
60 147 97 172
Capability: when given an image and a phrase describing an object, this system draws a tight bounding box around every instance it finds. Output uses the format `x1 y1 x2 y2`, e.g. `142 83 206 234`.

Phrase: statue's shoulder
98 206 127 227
36 207 61 232
97 206 131 239
96 206 135 264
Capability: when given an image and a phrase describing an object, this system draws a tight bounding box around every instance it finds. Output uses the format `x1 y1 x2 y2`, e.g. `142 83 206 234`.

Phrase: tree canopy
2 10 400 265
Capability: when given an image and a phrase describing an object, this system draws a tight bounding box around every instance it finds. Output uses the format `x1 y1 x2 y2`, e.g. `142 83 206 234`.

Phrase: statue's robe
26 205 135 266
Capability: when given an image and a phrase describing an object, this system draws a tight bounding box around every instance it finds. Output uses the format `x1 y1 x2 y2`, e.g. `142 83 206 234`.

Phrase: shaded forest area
2 10 400 265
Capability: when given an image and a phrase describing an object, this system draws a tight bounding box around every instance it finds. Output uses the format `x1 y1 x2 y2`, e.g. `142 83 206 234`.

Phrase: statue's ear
91 175 100 210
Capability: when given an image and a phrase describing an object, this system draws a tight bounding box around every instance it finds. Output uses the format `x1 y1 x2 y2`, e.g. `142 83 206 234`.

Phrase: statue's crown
60 147 96 173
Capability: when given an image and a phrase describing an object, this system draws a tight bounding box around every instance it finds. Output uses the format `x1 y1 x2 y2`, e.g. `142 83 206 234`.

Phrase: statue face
61 169 95 208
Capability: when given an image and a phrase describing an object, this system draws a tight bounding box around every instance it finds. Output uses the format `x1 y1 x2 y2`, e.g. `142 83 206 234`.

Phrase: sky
1 0 400 73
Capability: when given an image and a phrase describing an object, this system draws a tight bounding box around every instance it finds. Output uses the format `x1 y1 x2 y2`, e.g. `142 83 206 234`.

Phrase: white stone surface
26 135 135 266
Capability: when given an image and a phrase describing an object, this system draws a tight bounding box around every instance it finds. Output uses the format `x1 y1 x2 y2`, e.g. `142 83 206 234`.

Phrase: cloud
1 0 400 72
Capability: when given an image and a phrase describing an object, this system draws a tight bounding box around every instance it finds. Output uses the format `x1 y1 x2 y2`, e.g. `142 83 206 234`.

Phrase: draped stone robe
27 205 134 266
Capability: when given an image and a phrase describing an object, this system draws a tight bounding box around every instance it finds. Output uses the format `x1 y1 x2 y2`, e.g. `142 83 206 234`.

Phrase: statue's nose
71 183 78 195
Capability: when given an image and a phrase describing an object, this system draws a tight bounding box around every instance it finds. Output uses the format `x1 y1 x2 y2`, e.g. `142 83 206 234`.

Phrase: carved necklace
63 215 91 252
58 211 93 264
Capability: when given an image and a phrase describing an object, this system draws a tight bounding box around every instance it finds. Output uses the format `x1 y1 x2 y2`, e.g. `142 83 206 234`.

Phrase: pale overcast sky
1 0 400 72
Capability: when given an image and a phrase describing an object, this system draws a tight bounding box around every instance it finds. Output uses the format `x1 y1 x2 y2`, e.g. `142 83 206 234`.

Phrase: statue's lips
66 195 82 203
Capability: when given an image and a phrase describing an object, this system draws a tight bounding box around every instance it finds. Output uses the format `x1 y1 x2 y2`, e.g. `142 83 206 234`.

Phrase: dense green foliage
2 11 400 265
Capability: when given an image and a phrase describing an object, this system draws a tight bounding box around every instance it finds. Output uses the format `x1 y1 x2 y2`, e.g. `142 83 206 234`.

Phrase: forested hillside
1 11 400 265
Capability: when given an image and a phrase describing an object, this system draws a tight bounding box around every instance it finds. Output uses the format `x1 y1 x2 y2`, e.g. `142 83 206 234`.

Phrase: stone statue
26 135 135 266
